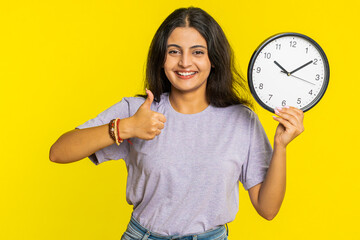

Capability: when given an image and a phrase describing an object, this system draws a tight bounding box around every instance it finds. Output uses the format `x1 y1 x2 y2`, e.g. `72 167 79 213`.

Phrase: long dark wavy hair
137 7 253 109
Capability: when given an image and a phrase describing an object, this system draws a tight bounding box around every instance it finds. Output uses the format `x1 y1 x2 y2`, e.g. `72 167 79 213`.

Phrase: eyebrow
167 44 207 49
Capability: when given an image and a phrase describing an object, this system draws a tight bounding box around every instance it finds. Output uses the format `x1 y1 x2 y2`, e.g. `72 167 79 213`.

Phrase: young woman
50 7 304 240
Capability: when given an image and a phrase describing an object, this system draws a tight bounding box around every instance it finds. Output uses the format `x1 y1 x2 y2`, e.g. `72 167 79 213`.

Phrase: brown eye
168 50 180 54
194 50 204 55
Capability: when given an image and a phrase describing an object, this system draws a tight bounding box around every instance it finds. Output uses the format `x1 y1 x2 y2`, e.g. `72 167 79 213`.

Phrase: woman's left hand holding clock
272 106 305 148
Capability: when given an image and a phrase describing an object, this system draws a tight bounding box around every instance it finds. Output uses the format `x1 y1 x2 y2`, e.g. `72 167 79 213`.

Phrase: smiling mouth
175 71 198 77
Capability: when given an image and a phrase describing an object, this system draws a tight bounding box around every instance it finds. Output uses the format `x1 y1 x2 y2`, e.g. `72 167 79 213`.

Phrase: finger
279 106 303 122
274 107 299 126
282 106 304 120
275 108 298 123
272 115 293 129
157 122 165 130
141 88 154 109
284 107 305 132
156 113 167 123
281 109 304 130
284 106 304 120
155 129 161 136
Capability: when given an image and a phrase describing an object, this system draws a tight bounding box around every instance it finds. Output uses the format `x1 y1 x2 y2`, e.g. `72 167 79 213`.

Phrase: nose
179 52 192 68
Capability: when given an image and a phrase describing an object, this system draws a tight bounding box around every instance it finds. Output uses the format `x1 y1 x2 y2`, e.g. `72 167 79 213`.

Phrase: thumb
141 88 154 109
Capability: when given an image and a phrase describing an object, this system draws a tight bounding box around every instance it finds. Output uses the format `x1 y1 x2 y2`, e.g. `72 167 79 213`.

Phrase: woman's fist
129 89 167 140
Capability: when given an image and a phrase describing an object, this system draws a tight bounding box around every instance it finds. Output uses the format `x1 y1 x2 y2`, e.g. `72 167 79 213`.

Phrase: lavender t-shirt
76 92 273 235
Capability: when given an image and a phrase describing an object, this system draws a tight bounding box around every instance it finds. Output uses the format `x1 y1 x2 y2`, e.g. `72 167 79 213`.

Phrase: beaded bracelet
108 118 133 146
108 119 116 142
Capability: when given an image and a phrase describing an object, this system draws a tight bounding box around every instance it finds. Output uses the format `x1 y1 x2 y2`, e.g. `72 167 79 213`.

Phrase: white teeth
177 71 196 76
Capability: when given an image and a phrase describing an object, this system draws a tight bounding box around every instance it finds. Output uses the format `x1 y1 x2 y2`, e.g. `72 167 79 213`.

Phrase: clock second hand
280 71 315 85
290 74 315 85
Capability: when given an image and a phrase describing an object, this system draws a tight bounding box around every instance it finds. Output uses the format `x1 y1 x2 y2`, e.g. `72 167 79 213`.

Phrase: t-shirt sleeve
239 111 273 191
75 98 132 165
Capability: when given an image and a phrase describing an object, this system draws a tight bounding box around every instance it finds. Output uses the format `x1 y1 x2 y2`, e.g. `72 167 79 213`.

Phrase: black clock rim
247 32 330 113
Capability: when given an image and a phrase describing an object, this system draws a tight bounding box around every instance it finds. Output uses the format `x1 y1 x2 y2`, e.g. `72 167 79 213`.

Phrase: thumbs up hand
129 89 167 140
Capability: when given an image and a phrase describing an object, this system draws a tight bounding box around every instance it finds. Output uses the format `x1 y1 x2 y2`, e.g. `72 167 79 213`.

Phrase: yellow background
1 0 359 239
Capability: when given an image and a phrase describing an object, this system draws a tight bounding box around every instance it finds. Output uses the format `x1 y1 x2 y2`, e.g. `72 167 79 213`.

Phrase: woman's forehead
167 27 207 48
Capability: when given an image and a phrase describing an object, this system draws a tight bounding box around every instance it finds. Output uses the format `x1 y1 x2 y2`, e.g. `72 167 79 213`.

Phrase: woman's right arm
49 118 134 164
49 89 166 164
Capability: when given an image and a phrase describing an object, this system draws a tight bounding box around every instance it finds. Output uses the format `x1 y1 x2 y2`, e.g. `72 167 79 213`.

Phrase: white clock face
248 33 329 112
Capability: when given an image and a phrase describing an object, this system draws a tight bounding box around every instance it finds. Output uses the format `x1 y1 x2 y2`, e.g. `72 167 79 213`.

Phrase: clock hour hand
274 61 290 75
289 60 313 75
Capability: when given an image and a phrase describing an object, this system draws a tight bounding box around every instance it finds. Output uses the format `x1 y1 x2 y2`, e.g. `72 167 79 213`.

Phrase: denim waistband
125 214 229 240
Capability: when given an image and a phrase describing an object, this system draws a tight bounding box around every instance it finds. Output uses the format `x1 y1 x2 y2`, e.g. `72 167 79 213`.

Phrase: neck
169 88 209 114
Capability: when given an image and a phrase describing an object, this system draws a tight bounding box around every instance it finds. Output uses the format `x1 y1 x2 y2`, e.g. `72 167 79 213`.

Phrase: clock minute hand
289 60 313 75
274 61 290 75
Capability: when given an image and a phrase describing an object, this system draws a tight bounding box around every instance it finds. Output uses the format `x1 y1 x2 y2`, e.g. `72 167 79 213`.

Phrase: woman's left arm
248 106 304 220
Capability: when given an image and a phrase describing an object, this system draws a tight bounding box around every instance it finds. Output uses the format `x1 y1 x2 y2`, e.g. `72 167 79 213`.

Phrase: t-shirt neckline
165 92 212 117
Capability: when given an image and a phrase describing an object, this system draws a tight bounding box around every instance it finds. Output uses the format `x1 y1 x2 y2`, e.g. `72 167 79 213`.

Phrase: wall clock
247 32 329 112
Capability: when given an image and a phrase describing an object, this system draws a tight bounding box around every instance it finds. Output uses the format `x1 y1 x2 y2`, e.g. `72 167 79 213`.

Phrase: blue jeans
121 215 229 240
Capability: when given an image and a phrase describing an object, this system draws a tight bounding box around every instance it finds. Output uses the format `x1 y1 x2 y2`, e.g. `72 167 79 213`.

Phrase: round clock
247 32 329 113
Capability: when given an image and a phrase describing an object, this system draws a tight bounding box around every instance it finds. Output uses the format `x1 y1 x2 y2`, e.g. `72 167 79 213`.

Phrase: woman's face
163 27 212 96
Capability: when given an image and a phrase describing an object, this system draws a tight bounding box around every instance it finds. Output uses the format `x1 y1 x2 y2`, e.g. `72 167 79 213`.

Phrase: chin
171 82 207 94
